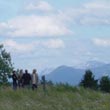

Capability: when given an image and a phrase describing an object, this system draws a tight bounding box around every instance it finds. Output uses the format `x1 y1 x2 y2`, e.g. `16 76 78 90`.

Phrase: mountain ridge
45 62 110 85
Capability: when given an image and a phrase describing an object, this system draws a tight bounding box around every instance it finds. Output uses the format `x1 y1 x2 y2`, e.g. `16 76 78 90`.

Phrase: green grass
0 85 110 110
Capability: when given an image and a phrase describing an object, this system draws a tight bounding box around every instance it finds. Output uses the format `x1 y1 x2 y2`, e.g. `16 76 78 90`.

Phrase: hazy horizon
0 0 110 72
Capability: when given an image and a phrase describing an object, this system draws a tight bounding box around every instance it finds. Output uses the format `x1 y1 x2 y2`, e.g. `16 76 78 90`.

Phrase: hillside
45 63 110 85
46 66 84 85
0 85 110 110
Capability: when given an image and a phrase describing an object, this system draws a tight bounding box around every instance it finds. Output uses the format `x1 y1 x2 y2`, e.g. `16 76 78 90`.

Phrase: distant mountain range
40 68 54 75
75 61 106 69
46 66 84 85
40 61 110 85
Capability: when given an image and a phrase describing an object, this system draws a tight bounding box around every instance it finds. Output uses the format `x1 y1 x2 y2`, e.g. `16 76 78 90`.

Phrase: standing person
22 69 31 89
18 69 23 88
31 69 39 90
41 75 46 92
12 71 18 90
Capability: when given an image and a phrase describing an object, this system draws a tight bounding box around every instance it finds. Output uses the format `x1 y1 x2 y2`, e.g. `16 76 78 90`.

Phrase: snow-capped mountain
45 61 110 85
76 61 106 69
40 68 54 76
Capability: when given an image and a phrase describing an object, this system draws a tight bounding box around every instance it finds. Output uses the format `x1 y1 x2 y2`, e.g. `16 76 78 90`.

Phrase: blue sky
0 0 110 72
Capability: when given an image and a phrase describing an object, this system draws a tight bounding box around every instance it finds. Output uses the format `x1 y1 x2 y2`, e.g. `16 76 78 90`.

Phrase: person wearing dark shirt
22 70 31 88
12 71 18 90
41 75 46 92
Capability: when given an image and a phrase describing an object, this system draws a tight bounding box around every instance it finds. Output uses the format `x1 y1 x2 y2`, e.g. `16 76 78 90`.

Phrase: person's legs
18 80 20 88
32 84 37 90
32 84 34 90
13 82 17 90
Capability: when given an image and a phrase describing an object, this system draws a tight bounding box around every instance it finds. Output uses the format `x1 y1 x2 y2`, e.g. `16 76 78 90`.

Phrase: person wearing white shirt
31 69 38 90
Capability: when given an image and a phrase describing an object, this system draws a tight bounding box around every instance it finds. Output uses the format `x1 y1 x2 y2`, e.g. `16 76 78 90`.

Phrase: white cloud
42 39 65 49
1 0 110 39
2 39 35 53
80 1 110 25
25 1 53 12
0 15 71 37
93 38 110 47
63 1 110 25
84 1 110 10
1 39 64 53
80 17 110 25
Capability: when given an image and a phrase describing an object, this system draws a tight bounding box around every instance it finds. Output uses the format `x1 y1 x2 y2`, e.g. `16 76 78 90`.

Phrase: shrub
99 76 110 92
80 70 98 90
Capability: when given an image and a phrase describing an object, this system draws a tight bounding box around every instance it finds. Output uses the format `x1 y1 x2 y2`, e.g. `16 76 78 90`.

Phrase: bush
80 70 98 90
99 76 110 92
0 44 13 85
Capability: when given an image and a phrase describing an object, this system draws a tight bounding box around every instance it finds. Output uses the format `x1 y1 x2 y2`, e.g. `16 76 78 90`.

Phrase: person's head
33 69 37 74
25 69 28 74
20 69 23 73
13 70 16 75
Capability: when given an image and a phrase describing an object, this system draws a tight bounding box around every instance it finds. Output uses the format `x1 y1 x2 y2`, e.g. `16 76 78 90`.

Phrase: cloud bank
25 1 53 12
93 38 110 47
1 39 64 53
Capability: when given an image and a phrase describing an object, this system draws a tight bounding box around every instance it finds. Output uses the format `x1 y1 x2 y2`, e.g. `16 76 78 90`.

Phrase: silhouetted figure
31 69 39 90
18 69 23 88
41 75 46 92
22 70 31 88
12 71 18 90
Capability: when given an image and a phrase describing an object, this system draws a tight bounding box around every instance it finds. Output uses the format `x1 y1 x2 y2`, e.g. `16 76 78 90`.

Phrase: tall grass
0 85 110 110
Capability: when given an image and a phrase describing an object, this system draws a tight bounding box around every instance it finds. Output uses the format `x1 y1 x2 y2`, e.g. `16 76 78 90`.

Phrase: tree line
0 45 13 85
80 70 110 93
1 44 110 93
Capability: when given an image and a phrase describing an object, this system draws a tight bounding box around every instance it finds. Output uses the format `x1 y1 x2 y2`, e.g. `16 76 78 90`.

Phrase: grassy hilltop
0 85 110 110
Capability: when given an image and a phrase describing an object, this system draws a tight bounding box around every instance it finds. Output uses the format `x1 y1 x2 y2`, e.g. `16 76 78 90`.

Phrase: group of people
12 69 39 90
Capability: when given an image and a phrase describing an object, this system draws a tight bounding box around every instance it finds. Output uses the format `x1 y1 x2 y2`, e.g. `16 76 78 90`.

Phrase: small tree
0 44 13 85
80 70 98 90
99 76 110 92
